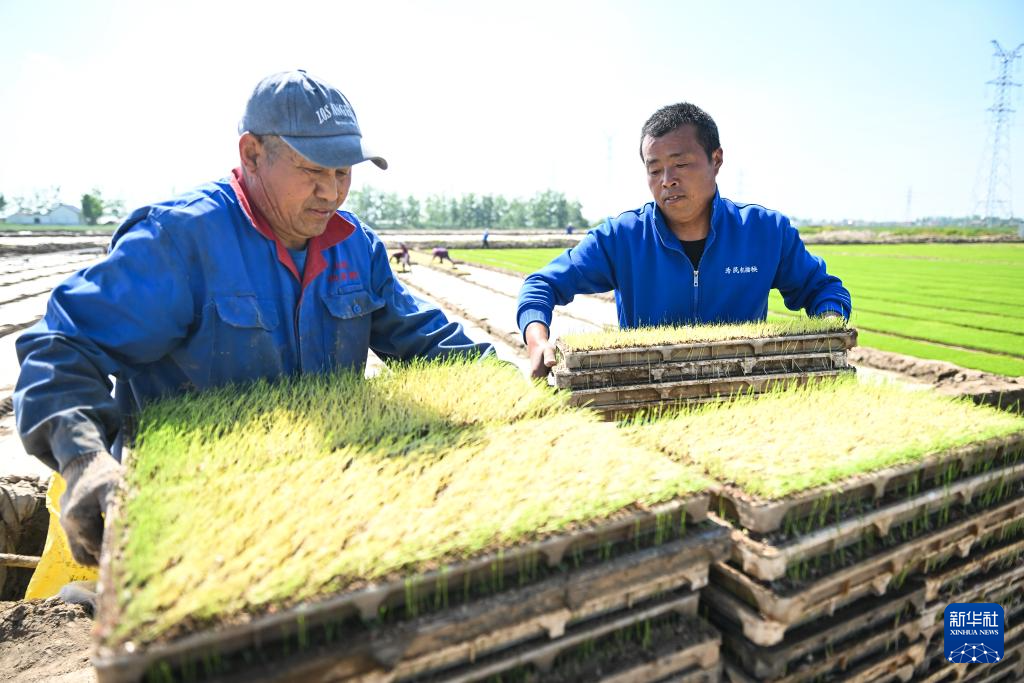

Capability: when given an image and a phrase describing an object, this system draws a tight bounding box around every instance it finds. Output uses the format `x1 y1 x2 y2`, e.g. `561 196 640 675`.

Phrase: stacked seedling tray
624 377 1024 682
93 360 729 683
552 319 857 417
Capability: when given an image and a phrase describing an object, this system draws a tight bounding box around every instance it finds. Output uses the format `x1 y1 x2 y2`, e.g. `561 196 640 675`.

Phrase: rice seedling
109 358 711 647
626 376 1024 501
559 317 848 352
771 478 1024 592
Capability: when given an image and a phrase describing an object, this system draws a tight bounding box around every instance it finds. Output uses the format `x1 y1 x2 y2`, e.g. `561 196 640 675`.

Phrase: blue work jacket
517 192 851 335
15 170 491 471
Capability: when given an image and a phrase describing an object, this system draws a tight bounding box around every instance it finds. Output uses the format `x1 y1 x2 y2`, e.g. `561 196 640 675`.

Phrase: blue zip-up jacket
15 170 491 472
517 192 851 334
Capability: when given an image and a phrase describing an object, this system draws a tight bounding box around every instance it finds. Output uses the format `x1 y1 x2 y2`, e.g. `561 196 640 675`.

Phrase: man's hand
525 321 557 379
59 451 122 567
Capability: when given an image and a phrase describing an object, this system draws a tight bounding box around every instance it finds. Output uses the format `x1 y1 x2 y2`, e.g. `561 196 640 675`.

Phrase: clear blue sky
1 0 1022 223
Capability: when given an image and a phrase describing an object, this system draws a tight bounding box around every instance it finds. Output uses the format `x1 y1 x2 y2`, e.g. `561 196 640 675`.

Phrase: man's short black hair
640 103 720 162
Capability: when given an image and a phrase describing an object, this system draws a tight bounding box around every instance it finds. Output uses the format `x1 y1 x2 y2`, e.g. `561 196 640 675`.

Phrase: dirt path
399 257 613 337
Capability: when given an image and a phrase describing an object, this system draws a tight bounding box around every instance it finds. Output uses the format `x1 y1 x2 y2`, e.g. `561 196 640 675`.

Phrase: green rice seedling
560 316 847 351
891 564 913 590
131 357 573 488
110 359 710 647
627 376 1024 501
907 472 920 497
1000 518 1024 543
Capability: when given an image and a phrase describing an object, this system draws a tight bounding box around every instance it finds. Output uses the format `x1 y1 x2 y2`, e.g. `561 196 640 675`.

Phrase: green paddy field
450 243 1024 377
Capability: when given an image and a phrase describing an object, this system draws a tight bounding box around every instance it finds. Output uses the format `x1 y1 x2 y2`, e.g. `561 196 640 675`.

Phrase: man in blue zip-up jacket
517 102 851 377
14 71 492 567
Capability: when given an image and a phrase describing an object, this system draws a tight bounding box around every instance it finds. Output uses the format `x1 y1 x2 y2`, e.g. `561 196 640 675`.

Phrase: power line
979 40 1024 222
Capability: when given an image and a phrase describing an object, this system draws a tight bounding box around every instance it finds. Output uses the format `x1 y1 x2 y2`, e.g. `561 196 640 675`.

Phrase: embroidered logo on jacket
725 266 759 274
328 261 360 283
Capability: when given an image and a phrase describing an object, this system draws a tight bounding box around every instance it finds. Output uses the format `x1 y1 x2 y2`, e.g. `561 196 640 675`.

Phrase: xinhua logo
944 603 1004 664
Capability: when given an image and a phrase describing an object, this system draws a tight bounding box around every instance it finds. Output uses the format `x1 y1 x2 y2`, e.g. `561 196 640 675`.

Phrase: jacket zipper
692 269 699 318
295 295 304 364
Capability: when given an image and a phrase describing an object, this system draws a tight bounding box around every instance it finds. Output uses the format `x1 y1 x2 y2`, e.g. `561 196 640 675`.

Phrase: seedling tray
723 635 925 683
730 460 1024 581
95 492 722 682
564 369 855 409
714 433 1024 535
707 494 1024 643
919 531 1024 603
384 527 729 682
710 582 925 679
653 662 722 682
552 350 848 391
556 330 858 370
407 589 715 683
722 626 924 682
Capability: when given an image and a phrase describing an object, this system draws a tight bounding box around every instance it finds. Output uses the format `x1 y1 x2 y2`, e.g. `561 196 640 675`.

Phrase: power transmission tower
980 40 1024 222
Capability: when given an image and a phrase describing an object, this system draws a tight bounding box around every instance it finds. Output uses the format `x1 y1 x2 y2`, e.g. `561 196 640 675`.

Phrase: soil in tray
757 481 1024 594
750 443 1024 545
133 519 716 683
412 592 717 682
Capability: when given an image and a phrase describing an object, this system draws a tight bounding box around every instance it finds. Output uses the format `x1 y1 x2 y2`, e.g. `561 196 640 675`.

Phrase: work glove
58 579 99 615
59 450 122 567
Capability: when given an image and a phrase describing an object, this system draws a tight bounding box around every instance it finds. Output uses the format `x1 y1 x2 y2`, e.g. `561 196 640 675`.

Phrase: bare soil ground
0 599 95 682
850 347 1024 412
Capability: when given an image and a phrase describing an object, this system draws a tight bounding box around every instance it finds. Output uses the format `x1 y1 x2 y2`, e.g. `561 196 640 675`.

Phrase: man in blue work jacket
14 70 492 567
517 102 851 378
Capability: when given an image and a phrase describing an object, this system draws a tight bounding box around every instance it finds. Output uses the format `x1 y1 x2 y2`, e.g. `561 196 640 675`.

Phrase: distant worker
565 224 574 235
391 242 412 272
432 246 455 265
517 102 851 378
482 229 490 248
14 70 492 567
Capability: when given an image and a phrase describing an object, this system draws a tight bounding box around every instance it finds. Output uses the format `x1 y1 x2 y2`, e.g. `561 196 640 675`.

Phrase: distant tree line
345 187 589 229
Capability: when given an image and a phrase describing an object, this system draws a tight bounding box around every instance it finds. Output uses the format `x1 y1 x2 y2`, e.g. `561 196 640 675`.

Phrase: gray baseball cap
239 70 387 170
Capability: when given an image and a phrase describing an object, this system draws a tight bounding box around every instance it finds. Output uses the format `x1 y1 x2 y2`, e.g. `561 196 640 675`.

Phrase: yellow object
24 472 99 599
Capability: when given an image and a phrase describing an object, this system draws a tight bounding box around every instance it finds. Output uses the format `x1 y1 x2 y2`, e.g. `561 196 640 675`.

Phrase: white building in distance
5 204 83 225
